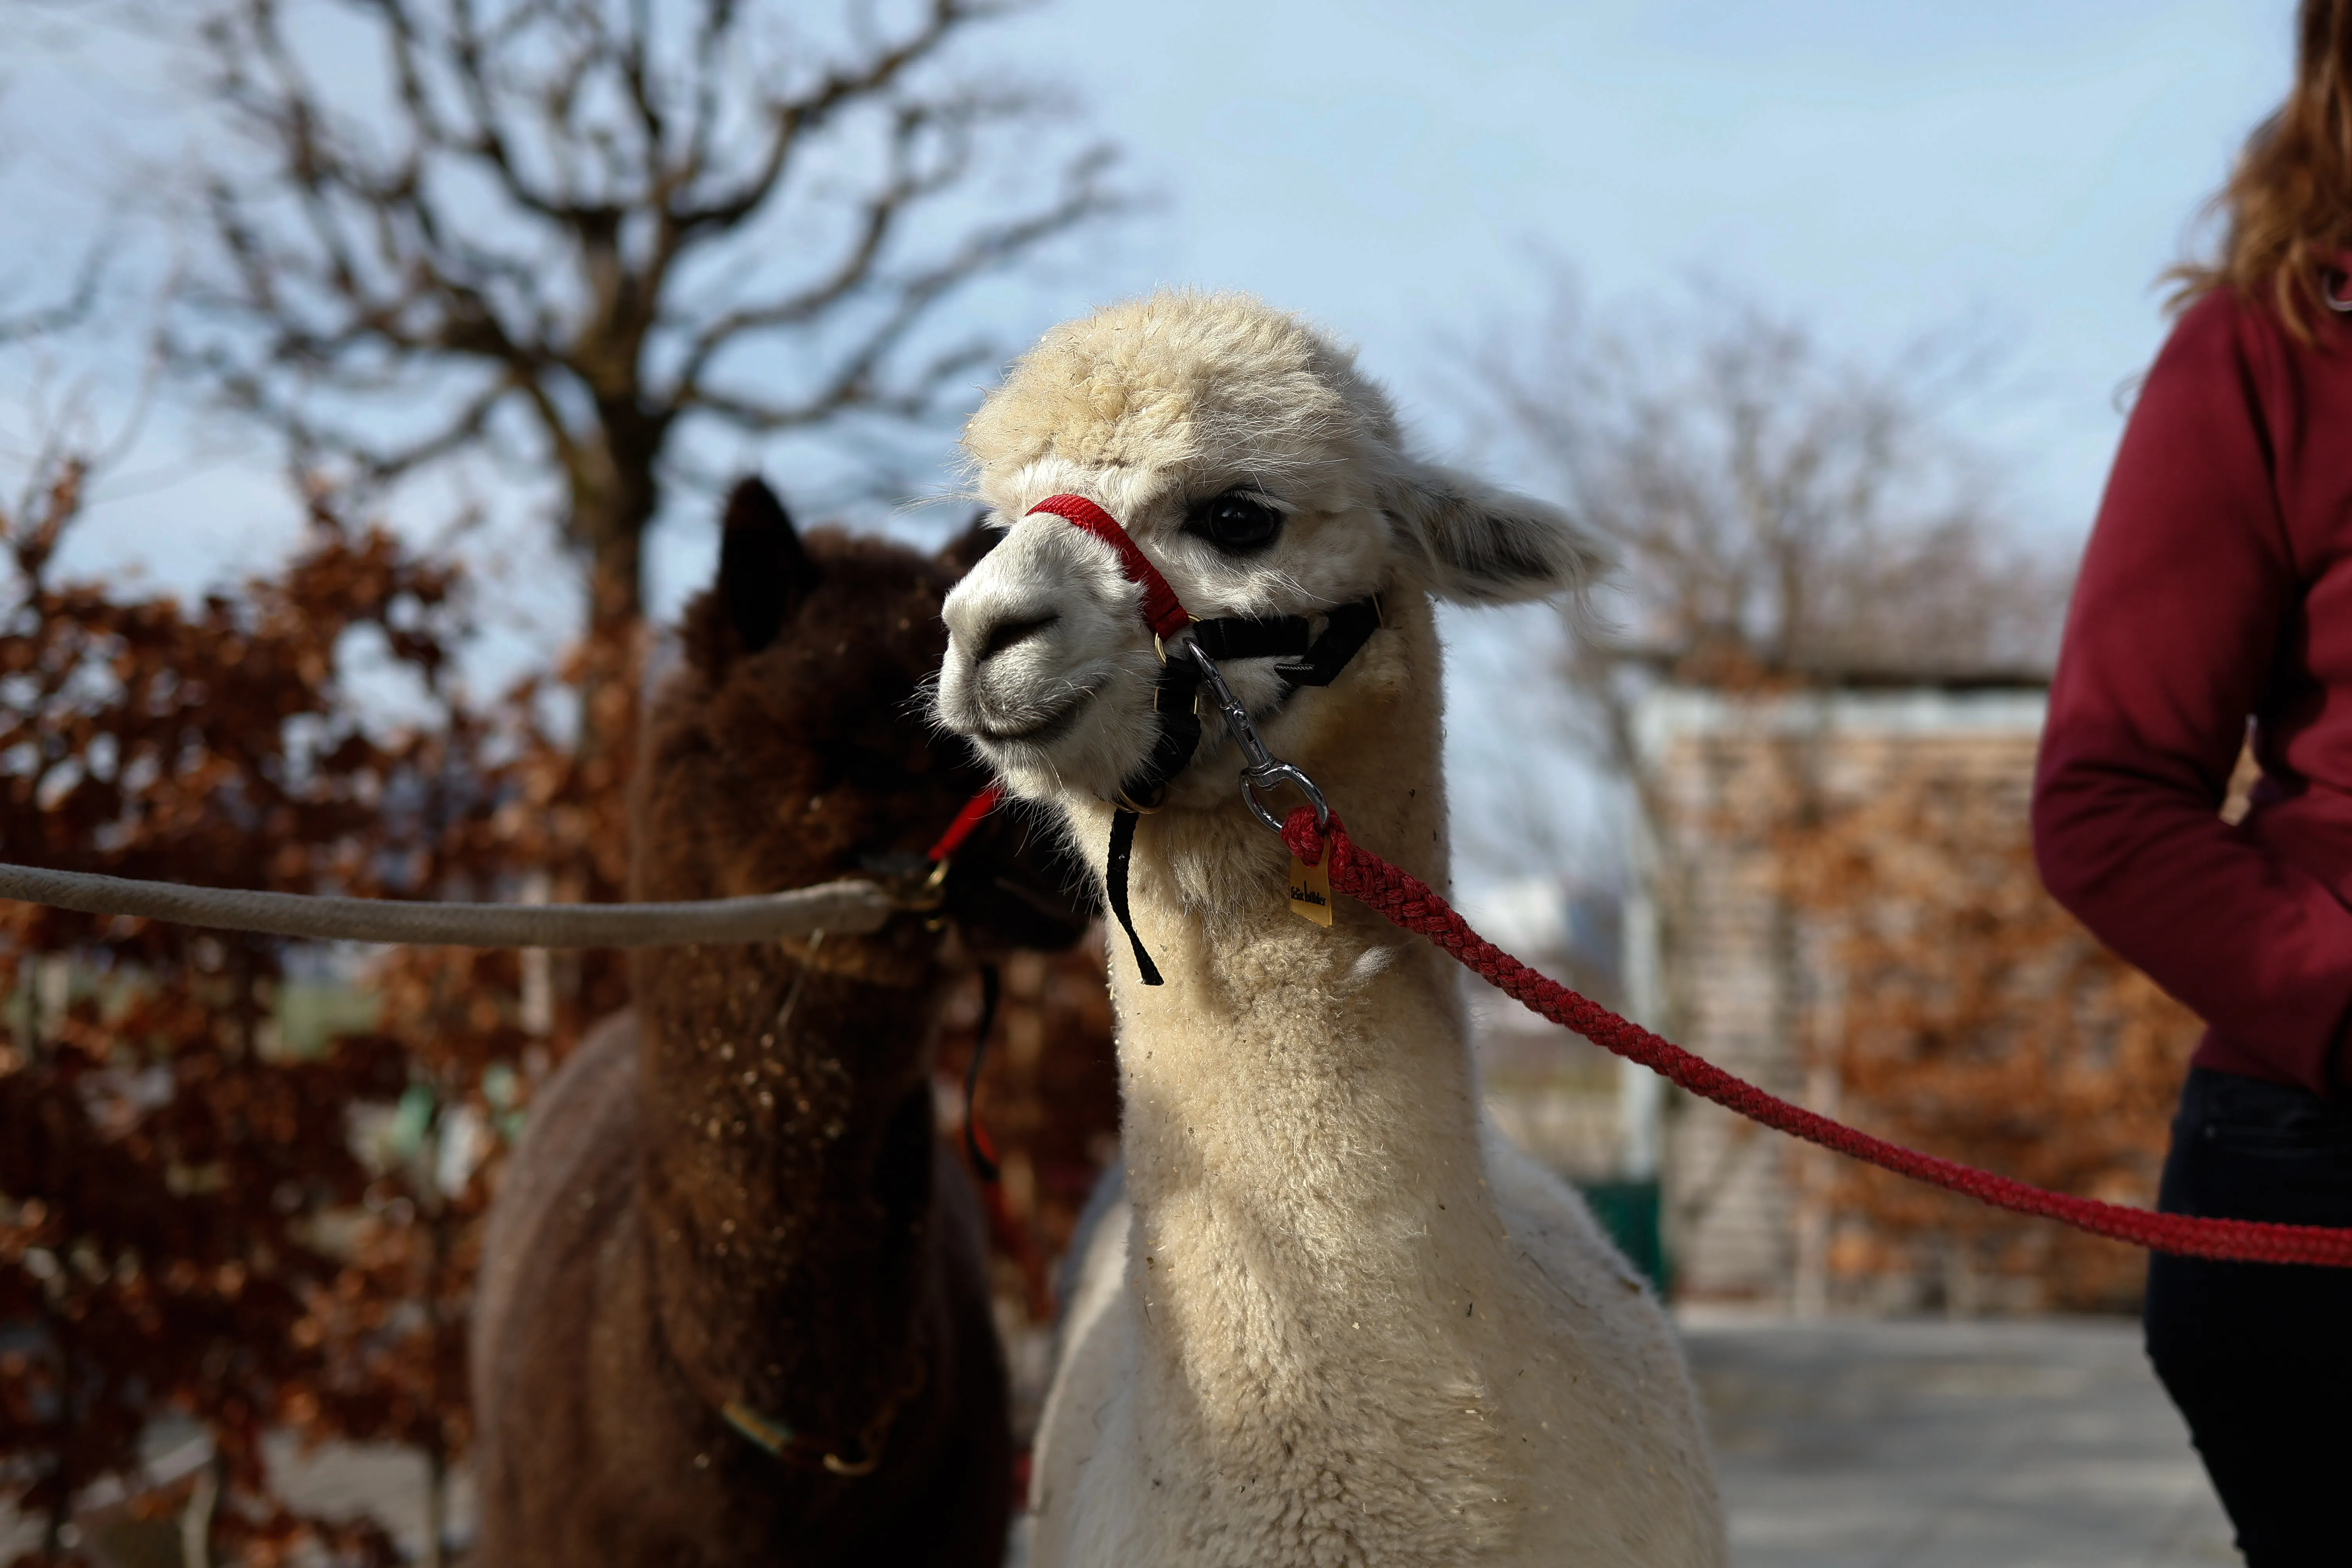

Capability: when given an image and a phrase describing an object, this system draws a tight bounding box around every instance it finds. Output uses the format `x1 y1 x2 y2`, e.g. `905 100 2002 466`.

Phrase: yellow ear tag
1288 841 1334 927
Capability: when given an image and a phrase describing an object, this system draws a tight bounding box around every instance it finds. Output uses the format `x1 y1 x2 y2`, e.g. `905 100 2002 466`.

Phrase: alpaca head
937 291 1606 819
637 477 1093 957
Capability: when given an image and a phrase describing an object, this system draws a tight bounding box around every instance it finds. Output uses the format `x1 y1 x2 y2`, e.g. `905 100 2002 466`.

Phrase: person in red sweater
2034 5 2352 1561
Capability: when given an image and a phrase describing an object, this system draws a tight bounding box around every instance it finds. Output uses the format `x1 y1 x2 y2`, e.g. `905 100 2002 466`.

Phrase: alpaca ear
717 477 814 654
1383 461 1610 606
936 510 1002 577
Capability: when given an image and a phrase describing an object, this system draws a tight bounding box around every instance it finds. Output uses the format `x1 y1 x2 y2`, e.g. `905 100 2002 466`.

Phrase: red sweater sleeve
2033 294 2352 1097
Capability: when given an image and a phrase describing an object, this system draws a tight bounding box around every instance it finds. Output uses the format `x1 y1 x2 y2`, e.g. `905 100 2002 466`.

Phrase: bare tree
1466 265 2071 845
0 263 103 348
1459 267 2076 1277
151 0 1125 751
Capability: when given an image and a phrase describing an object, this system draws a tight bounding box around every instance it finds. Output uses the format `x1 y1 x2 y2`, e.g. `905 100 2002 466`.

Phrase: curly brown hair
2171 0 2352 341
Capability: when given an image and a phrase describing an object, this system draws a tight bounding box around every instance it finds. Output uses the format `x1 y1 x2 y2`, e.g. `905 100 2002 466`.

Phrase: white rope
0 862 896 948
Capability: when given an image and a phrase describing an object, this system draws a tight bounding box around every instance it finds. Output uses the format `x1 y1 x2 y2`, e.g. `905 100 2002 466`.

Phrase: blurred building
1633 681 2041 1304
1621 677 2183 1314
1466 881 1617 1142
1465 877 1671 1285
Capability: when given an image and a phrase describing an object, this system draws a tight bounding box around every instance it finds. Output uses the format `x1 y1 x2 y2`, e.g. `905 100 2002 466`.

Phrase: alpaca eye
1188 493 1282 554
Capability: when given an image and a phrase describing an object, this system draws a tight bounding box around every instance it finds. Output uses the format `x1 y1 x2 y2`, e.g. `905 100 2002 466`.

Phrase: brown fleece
470 486 1087 1568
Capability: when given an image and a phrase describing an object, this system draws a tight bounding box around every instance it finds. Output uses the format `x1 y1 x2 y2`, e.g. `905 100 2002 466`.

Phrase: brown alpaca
470 479 1090 1568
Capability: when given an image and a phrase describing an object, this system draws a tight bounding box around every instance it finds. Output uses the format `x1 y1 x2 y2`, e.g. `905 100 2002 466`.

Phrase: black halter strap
1105 595 1382 984
1116 596 1382 810
1106 806 1162 985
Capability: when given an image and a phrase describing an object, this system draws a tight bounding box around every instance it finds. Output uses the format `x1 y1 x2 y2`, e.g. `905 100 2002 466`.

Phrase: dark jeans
2145 1066 2352 1566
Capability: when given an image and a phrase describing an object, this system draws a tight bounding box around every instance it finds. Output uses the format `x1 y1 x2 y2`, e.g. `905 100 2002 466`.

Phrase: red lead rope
1281 808 2352 1269
927 782 1003 865
1014 488 2352 1266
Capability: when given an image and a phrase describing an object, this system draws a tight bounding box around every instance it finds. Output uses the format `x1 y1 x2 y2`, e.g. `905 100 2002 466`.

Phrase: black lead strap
1103 595 1383 988
1107 806 1163 985
1116 597 1383 809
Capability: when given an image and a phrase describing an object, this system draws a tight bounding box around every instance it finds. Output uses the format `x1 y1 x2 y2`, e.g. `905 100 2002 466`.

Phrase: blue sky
0 0 2299 891
988 0 2292 889
991 0 2286 526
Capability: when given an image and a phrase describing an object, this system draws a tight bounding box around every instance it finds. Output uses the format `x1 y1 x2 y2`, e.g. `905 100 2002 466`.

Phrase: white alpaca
935 292 1724 1567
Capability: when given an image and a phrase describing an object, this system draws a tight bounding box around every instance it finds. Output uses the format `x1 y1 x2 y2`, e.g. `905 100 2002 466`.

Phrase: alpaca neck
1088 597 1511 1421
632 933 944 1435
1110 783 1494 1314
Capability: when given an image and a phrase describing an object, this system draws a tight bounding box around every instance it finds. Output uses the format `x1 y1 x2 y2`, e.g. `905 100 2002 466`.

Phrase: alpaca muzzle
1021 494 1370 826
1022 493 1378 982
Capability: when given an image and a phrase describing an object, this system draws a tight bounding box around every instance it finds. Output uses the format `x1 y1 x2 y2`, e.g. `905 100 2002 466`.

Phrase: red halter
1027 494 1194 638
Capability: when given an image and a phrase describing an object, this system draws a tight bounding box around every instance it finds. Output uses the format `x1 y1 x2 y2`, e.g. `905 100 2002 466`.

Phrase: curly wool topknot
960 290 1400 479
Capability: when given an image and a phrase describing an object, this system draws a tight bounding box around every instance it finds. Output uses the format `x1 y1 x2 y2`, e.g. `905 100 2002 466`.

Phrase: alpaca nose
971 611 1060 665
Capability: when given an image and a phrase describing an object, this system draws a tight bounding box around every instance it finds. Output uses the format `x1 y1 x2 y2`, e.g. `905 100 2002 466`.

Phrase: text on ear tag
1288 843 1333 928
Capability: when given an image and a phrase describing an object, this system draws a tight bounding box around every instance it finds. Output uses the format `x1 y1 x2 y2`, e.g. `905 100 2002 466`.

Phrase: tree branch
668 0 975 239
680 138 1122 427
0 245 108 347
160 0 1128 623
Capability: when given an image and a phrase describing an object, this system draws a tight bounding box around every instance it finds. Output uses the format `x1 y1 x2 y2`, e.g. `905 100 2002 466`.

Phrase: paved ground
8 1315 2240 1565
1684 1313 2237 1567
